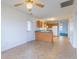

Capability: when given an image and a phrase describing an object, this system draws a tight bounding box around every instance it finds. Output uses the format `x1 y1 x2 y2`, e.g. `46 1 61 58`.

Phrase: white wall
68 0 77 48
1 3 36 52
68 15 77 48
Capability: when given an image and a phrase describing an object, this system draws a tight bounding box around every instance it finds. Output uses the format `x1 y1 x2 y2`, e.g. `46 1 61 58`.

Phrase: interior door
52 26 58 36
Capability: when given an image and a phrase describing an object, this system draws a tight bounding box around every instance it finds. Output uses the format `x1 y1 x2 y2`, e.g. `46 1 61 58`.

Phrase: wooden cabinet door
37 21 42 28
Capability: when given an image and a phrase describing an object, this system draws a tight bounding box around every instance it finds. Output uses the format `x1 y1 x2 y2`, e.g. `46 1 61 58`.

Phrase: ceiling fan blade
14 3 23 7
35 3 44 8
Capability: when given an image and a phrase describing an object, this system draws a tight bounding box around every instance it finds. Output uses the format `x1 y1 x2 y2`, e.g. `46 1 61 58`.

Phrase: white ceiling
2 0 76 19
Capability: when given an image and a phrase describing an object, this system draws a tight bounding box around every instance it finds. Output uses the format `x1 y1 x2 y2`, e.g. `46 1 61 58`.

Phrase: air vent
61 0 74 8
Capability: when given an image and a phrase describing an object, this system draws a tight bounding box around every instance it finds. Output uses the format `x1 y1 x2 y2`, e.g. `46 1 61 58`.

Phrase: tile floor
1 37 77 59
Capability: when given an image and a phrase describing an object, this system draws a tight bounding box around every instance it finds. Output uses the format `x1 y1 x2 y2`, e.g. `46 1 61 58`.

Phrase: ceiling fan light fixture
26 3 33 10
26 0 33 3
14 0 44 12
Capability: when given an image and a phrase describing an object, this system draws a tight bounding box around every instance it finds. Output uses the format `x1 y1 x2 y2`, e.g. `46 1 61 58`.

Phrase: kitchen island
35 31 53 42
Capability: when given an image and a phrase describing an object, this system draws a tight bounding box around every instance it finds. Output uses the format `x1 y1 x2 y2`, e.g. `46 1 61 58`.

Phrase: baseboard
1 40 29 52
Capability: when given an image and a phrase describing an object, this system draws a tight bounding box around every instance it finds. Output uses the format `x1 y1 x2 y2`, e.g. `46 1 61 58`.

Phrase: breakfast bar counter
35 31 53 42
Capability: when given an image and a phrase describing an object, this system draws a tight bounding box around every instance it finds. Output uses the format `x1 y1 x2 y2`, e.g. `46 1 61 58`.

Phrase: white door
52 26 58 36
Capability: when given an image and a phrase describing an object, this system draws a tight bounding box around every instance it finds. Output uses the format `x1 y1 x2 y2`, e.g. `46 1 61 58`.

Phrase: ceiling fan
14 0 44 11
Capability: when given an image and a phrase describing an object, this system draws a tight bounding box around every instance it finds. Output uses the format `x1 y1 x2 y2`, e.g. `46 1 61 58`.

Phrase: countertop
35 30 51 32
